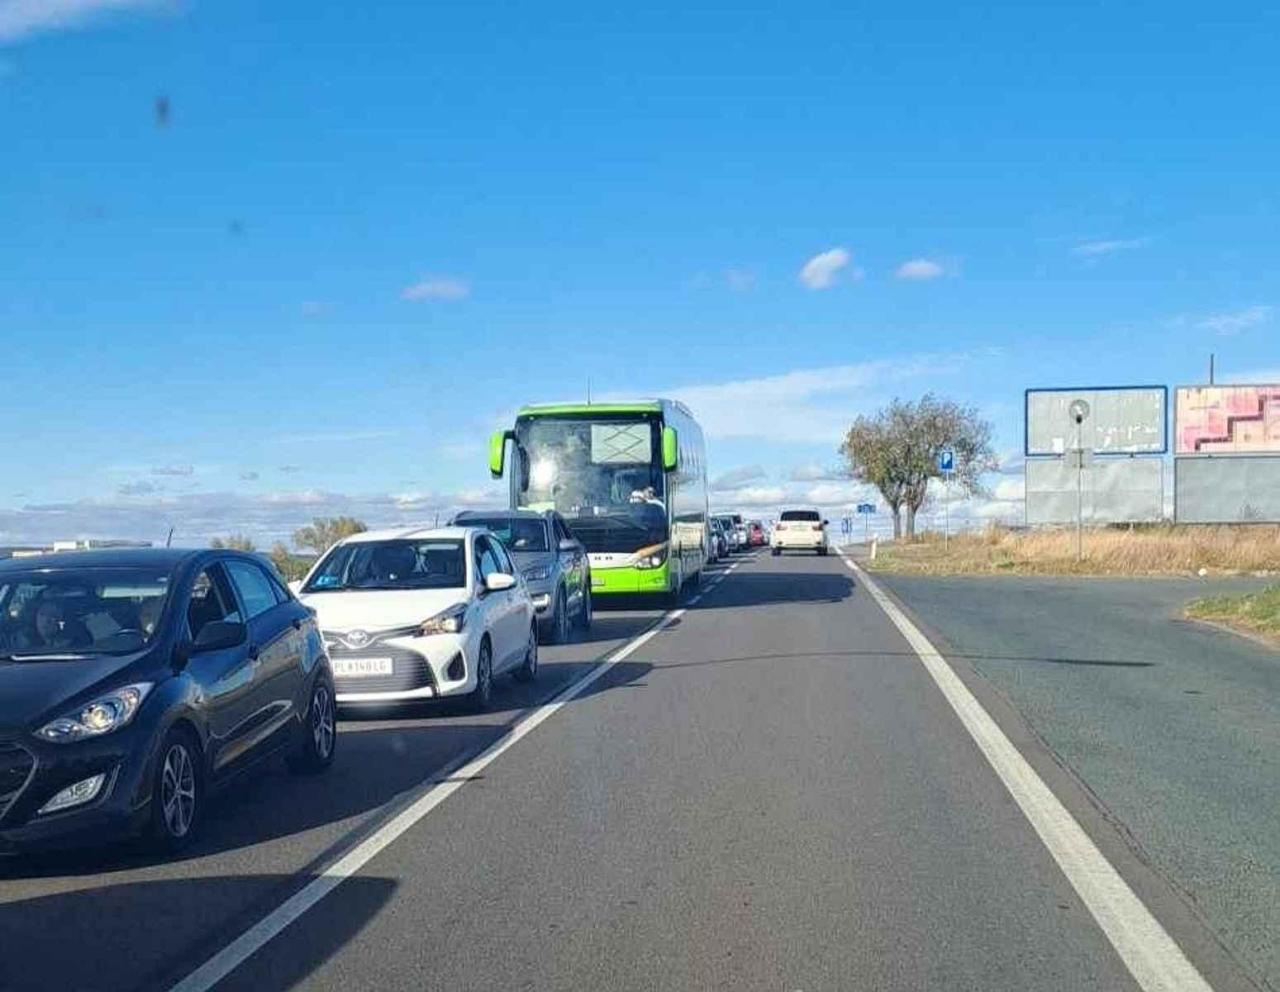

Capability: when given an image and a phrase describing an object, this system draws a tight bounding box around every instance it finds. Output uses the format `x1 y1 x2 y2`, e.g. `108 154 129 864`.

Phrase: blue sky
1 0 1277 544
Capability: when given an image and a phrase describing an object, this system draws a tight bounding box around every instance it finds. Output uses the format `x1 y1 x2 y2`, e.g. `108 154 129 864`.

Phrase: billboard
1175 385 1280 455
1025 458 1163 525
1175 457 1280 523
1026 386 1167 456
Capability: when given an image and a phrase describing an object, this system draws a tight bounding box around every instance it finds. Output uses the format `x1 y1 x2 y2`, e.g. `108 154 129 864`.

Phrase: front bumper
588 561 672 595
0 731 153 852
328 632 476 703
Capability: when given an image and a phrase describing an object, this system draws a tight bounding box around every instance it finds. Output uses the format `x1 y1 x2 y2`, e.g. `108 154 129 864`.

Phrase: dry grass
861 524 1280 576
1186 585 1280 646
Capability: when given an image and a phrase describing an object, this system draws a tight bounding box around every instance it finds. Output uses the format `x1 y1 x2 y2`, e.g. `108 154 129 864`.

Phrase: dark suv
0 548 335 854
451 510 591 643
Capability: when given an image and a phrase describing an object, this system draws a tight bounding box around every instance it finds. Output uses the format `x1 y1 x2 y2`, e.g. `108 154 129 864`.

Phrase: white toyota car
297 527 538 710
770 508 830 556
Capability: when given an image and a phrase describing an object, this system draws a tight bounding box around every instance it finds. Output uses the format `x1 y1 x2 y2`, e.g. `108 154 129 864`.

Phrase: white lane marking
167 602 701 992
837 551 1213 992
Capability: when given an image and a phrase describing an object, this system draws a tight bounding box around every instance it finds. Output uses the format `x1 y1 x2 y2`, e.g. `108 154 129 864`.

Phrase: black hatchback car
0 548 335 854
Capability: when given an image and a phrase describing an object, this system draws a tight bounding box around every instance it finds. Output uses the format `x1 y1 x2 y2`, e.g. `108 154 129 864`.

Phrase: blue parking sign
938 449 955 473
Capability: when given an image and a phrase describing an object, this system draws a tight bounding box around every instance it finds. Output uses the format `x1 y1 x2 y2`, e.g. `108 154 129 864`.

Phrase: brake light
775 523 786 530
811 523 823 531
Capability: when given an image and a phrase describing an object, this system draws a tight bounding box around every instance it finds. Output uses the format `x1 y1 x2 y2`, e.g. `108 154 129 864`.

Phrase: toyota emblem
344 629 371 649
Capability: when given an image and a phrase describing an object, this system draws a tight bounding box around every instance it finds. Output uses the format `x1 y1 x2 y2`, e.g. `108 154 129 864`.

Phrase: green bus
489 399 709 602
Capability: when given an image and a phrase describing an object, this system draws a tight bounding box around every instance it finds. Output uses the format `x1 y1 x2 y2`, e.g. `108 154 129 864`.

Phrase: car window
553 516 573 545
475 537 503 583
490 540 515 574
225 560 281 620
780 510 821 522
188 566 241 639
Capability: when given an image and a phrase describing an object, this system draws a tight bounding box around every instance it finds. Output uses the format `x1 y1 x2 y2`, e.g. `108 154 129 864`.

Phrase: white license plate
332 656 394 678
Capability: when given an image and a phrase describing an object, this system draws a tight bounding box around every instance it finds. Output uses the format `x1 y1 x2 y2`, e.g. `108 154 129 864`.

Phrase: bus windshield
514 417 668 553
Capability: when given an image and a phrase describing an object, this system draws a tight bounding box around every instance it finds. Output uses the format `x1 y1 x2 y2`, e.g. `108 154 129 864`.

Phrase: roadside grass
860 524 1280 577
1186 585 1280 646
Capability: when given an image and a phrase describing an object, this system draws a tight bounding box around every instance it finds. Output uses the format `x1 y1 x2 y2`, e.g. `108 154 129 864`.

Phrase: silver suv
451 509 592 643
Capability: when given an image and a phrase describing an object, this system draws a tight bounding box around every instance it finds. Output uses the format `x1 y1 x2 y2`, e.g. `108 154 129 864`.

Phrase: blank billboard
1026 387 1167 456
1026 458 1163 525
1174 457 1280 523
1175 385 1280 455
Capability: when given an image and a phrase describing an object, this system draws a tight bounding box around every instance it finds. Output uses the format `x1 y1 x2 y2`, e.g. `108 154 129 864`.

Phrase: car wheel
819 546 829 556
575 583 593 630
771 547 781 557
513 625 539 682
287 677 336 774
468 639 494 712
549 589 570 644
148 727 202 853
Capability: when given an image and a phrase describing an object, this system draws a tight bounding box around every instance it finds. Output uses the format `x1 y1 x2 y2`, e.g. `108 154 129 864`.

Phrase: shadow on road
0 874 397 992
654 650 1156 671
691 570 856 609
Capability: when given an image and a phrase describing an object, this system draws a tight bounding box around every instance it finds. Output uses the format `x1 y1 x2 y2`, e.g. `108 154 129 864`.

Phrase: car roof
452 509 549 521
337 526 478 544
0 547 207 573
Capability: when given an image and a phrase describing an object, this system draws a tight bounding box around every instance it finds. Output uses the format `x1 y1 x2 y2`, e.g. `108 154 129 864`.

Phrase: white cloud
668 351 977 444
151 464 193 477
798 247 859 290
1197 305 1271 336
0 0 163 44
270 429 400 445
789 463 848 482
0 486 507 547
401 275 470 301
710 465 767 491
1072 237 1148 257
895 258 945 281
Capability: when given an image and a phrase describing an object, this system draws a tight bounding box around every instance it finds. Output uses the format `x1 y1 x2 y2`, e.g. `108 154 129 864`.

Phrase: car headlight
417 603 467 636
635 548 668 569
522 565 551 582
35 683 153 743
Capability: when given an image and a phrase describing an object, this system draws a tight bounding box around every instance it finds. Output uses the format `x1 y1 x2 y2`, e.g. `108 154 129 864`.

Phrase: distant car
707 518 727 561
298 527 538 711
715 513 744 553
771 509 830 555
729 513 749 551
747 521 766 547
0 548 335 853
451 509 591 644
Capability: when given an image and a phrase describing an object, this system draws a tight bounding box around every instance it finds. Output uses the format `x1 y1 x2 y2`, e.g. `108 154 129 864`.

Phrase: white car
771 509 830 555
297 527 538 710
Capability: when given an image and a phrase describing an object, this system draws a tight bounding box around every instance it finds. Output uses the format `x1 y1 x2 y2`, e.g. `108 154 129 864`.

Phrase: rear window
780 510 821 522
460 517 549 552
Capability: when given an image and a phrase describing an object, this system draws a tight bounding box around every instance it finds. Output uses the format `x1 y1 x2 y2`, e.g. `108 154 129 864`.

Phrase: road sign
938 449 955 473
856 503 875 514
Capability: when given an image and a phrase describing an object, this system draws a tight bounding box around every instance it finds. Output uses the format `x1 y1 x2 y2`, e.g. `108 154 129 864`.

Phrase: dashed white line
836 549 1214 992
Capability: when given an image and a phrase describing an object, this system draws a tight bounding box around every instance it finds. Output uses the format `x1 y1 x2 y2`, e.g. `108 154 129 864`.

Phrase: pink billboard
1176 385 1280 454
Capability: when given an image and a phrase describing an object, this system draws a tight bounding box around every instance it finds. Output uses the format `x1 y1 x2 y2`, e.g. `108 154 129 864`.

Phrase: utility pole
1069 399 1090 562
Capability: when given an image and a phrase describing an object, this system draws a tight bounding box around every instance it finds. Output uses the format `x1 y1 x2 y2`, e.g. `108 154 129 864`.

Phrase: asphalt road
875 571 1280 991
0 552 1267 991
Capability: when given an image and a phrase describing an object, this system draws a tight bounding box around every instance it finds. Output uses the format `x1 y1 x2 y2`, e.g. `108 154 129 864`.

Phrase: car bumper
772 533 828 549
0 730 154 853
330 632 477 704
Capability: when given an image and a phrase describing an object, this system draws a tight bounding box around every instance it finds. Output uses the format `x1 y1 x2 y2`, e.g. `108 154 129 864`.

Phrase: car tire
818 546 829 556
575 583 593 630
147 726 203 853
467 639 494 712
513 625 539 682
287 677 337 775
771 547 781 557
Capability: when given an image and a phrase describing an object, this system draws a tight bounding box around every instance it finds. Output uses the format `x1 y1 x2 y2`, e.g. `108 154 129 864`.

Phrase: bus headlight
635 549 667 569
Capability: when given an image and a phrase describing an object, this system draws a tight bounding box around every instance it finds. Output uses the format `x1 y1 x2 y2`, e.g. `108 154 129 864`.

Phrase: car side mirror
192 620 247 653
485 572 517 593
558 538 580 553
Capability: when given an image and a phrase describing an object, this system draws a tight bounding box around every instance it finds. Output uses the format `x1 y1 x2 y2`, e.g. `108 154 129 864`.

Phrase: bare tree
210 533 256 551
839 394 996 540
292 516 367 555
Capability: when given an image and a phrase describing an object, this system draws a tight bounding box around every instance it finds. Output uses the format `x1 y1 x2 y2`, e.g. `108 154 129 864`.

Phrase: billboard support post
1069 400 1091 561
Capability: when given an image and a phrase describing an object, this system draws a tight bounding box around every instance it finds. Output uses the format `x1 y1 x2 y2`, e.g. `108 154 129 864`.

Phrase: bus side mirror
661 426 679 472
489 430 510 478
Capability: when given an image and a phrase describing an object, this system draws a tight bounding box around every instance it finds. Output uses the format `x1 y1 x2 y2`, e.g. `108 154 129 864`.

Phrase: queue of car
0 506 781 856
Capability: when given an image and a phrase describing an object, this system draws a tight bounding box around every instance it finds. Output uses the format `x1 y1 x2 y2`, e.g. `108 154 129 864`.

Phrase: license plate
332 656 394 678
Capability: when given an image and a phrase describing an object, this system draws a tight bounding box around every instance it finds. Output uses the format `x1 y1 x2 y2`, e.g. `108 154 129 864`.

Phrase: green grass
1186 585 1280 646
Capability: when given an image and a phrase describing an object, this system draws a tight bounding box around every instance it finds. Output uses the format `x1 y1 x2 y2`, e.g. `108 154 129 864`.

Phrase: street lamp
1069 399 1090 562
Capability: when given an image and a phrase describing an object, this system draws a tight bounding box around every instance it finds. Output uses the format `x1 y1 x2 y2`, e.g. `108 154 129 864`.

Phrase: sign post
1068 399 1091 561
937 449 955 550
856 502 875 542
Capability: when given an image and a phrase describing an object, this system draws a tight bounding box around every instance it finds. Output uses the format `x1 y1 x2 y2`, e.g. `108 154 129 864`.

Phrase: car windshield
780 510 821 522
0 567 171 658
303 540 466 592
514 417 668 554
460 517 549 552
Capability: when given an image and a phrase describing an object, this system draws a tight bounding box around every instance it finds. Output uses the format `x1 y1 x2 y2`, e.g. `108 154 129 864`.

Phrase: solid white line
836 551 1213 992
167 604 693 992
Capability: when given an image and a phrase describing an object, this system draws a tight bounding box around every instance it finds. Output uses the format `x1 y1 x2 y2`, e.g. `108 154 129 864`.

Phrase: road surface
0 552 1268 991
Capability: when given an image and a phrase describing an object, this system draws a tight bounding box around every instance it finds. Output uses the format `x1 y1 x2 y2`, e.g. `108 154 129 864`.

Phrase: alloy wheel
312 683 335 760
161 742 196 839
